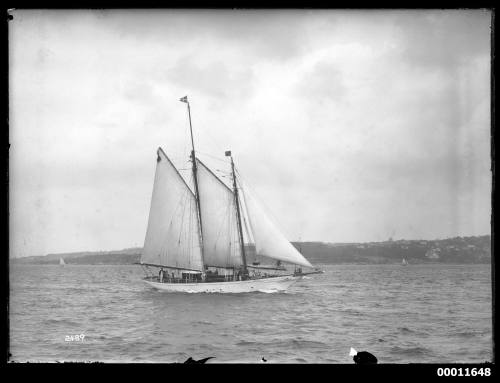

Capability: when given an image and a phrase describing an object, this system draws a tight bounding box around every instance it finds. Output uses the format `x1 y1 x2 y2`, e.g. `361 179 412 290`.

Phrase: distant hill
10 235 491 265
291 235 491 265
12 248 142 265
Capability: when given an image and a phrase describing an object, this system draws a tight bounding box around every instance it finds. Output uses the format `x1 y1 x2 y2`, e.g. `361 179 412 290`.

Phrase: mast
226 151 248 278
180 96 205 269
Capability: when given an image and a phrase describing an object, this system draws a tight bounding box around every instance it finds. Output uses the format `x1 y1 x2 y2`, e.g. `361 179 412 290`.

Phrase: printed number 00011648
437 368 491 377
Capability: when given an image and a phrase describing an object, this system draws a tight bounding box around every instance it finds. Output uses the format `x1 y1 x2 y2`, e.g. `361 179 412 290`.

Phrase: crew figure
159 269 164 283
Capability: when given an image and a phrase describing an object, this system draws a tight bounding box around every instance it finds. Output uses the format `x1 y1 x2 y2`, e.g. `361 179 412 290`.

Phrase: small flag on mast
225 151 232 157
179 96 188 103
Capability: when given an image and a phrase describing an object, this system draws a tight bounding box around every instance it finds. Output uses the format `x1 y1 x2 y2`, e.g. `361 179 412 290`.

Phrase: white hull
143 275 302 293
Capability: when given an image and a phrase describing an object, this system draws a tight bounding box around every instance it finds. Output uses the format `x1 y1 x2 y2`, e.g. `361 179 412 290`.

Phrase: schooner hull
143 275 302 293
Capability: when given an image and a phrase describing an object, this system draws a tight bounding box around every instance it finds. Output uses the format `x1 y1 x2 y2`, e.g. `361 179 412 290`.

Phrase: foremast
180 96 206 272
226 151 249 279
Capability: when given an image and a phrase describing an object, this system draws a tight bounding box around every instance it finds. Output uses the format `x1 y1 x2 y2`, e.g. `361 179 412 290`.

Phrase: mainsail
240 181 313 268
141 148 204 271
196 158 242 268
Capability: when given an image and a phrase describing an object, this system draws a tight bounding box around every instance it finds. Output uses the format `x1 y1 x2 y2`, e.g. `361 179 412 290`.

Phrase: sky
9 9 492 257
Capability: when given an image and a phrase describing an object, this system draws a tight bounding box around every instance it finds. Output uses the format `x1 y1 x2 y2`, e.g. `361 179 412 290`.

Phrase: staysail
141 148 204 271
196 158 242 268
240 180 313 268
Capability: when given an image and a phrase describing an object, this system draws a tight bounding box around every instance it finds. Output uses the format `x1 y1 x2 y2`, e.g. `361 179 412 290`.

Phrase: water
9 264 492 363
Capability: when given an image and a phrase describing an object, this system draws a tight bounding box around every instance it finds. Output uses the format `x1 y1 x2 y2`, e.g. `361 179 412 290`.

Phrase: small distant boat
137 96 323 293
59 257 66 266
402 258 408 266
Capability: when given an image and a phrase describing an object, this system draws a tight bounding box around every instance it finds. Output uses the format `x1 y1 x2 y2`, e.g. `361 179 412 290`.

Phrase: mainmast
226 151 248 278
180 96 205 269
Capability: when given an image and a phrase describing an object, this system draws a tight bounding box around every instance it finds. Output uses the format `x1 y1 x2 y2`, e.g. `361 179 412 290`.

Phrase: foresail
141 148 204 271
241 182 313 268
196 158 242 268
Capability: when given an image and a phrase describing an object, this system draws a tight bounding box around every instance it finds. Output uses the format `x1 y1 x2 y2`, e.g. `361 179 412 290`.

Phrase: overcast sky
9 9 491 257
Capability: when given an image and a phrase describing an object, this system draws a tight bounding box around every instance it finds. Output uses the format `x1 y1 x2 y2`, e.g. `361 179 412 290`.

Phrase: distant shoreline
10 235 491 265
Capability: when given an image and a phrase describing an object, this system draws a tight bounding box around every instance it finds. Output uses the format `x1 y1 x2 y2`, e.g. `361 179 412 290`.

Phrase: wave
236 338 327 348
236 340 256 346
89 315 116 321
44 318 81 326
390 345 434 357
192 320 215 325
294 357 308 363
342 308 363 316
399 327 415 334
257 289 281 294
455 331 486 338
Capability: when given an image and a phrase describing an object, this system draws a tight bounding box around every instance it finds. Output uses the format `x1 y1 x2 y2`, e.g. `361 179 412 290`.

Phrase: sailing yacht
137 96 322 293
402 258 408 266
59 257 66 266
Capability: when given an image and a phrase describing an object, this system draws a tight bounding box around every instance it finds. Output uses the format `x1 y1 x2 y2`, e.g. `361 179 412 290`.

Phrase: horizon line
11 233 492 259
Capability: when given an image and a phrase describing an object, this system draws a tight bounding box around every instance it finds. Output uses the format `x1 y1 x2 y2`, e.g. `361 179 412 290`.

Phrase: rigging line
183 115 189 169
214 170 232 179
213 201 229 246
195 123 228 159
184 192 189 264
227 198 239 262
235 172 261 250
177 187 190 245
196 150 231 164
160 219 175 267
159 148 196 196
226 195 239 265
191 195 201 269
230 190 245 265
214 168 231 173
187 171 204 267
229 202 238 264
241 212 254 244
237 181 253 240
186 190 193 268
197 158 233 193
234 167 282 227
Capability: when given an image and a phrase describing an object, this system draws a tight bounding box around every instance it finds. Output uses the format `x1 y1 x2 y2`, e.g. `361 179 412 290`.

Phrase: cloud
393 10 491 69
86 9 311 63
166 55 256 102
295 61 346 104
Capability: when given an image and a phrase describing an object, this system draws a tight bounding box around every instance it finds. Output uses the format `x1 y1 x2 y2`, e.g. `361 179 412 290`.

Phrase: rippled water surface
9 264 492 363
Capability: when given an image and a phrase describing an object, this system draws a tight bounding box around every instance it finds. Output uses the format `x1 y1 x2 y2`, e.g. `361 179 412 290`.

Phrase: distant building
425 248 441 259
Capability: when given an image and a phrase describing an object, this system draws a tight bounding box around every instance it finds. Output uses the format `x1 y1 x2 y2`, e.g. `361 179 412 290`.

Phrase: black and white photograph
8 9 493 365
